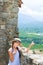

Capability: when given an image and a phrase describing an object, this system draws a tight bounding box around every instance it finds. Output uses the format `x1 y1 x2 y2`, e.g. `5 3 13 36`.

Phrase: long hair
12 40 21 58
12 41 17 49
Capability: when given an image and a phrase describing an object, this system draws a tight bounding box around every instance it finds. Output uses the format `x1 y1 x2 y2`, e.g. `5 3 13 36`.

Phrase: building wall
0 0 19 65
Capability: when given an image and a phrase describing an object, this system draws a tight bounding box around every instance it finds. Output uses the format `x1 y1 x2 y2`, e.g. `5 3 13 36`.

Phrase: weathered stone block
0 0 3 2
10 7 19 13
2 0 9 2
2 12 10 18
0 12 2 18
6 18 18 25
0 6 3 11
0 19 5 25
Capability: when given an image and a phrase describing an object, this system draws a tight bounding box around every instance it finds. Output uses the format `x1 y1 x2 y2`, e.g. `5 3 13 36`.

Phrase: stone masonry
0 0 22 65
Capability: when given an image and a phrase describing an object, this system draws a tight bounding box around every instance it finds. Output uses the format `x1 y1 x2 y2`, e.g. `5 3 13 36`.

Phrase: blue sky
19 0 43 21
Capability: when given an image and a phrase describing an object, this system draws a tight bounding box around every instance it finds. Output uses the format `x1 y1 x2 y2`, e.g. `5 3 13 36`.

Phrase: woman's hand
27 41 35 50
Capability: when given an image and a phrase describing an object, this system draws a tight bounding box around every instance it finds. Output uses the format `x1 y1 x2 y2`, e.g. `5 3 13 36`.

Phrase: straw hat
14 38 21 42
9 38 21 46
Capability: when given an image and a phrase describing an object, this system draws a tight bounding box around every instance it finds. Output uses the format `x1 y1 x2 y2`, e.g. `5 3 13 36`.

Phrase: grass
19 31 43 50
22 43 43 50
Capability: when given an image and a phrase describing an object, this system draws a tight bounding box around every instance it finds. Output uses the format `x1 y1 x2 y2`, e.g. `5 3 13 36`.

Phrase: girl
8 38 34 65
8 38 21 65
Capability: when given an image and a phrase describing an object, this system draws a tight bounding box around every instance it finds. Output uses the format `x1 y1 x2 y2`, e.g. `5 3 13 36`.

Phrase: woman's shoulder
8 47 12 52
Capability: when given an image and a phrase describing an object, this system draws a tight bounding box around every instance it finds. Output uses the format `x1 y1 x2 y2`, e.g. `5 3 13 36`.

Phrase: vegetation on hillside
19 31 43 50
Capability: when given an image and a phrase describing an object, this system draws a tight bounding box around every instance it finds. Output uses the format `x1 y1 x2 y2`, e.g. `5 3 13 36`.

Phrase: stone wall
0 0 19 65
20 53 43 65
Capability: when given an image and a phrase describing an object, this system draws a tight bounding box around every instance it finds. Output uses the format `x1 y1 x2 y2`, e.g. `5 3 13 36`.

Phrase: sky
19 0 43 21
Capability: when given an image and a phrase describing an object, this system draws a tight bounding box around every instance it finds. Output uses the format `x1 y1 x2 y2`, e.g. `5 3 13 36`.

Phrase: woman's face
13 41 20 48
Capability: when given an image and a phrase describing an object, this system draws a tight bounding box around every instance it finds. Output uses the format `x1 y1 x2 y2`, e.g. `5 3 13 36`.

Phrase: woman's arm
27 42 35 50
8 50 14 62
18 42 35 53
25 42 35 52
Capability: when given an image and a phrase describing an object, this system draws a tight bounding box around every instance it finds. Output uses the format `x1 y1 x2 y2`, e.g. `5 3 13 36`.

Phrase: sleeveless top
8 48 20 65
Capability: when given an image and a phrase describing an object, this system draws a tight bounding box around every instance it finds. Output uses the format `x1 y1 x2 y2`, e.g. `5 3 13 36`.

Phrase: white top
8 47 20 65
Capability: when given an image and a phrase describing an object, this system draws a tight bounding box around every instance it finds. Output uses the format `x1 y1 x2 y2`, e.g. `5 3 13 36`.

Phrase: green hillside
19 31 43 50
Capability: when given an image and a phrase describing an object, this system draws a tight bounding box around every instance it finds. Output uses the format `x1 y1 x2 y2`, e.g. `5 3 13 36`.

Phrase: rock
0 0 19 65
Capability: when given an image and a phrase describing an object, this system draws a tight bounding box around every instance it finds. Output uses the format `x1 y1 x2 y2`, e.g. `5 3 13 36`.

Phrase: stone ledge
19 47 43 65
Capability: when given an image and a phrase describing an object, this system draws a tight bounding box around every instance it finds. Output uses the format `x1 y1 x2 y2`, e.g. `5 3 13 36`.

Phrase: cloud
19 6 43 16
19 0 43 21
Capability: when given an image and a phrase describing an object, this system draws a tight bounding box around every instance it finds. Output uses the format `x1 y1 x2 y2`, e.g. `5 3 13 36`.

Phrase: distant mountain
18 13 43 33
